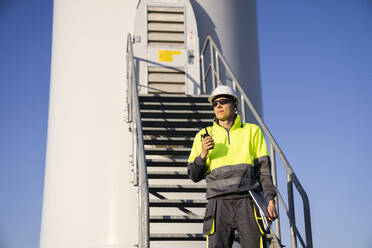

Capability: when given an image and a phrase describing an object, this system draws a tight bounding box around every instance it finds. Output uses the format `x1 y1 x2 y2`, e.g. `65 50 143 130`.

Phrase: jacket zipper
226 129 231 145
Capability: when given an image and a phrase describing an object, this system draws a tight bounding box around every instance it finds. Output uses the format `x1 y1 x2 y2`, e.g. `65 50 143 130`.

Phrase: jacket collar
213 114 242 131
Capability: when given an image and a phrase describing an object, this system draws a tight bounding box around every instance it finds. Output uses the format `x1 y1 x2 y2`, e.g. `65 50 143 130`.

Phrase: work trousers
205 197 267 248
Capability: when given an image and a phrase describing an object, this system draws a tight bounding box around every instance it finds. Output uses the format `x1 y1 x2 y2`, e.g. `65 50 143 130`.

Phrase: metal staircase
141 94 212 247
127 33 313 248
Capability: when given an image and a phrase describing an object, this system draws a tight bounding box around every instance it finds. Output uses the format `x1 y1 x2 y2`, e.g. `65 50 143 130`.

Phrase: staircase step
139 94 209 103
149 184 206 192
150 215 204 223
146 158 188 167
142 119 211 128
150 199 207 207
144 136 193 146
148 170 189 179
150 233 205 241
138 95 212 246
145 147 191 156
143 127 199 137
140 101 212 111
140 109 215 119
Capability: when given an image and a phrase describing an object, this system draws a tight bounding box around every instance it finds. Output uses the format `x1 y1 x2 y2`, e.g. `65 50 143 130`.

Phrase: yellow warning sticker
158 50 181 62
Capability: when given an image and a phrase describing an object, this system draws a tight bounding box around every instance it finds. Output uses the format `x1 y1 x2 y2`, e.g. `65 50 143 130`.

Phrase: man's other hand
267 200 277 221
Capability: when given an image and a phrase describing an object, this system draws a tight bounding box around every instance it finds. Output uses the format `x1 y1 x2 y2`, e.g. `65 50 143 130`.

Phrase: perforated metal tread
150 233 205 241
150 215 204 223
145 147 191 156
149 184 206 192
149 199 207 207
141 94 209 244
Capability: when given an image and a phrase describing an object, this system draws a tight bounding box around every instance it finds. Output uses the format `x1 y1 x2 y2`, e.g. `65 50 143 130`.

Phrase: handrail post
126 51 132 123
240 95 245 122
287 173 297 248
270 144 281 241
201 54 206 94
215 50 220 85
132 123 138 186
209 42 216 88
292 174 313 248
127 33 149 248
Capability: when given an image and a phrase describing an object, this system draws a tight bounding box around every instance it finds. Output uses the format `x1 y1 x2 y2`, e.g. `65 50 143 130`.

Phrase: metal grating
147 6 185 47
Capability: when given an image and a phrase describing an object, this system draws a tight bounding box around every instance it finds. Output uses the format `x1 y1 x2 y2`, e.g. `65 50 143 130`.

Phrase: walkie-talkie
201 127 210 139
201 127 214 150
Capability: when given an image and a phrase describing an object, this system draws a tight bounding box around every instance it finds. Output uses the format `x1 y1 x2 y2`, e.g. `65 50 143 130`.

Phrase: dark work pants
206 197 267 248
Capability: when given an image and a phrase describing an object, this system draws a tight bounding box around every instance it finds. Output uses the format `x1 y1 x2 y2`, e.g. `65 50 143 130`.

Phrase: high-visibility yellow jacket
188 114 276 200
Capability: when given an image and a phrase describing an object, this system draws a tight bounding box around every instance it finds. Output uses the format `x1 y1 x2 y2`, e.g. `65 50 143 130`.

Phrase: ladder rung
150 233 205 241
140 110 215 119
142 119 211 128
143 127 200 132
150 199 207 207
146 158 188 167
145 147 191 156
148 170 189 179
140 109 213 114
149 184 206 192
140 101 211 106
143 127 199 137
144 136 193 146
150 215 204 223
139 94 210 103
140 102 212 111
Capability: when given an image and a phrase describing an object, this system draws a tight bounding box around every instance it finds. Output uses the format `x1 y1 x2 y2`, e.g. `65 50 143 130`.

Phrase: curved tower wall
40 1 139 248
40 0 262 247
191 0 263 119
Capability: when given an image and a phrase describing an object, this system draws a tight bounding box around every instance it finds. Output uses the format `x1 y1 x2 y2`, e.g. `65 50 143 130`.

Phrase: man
188 85 277 248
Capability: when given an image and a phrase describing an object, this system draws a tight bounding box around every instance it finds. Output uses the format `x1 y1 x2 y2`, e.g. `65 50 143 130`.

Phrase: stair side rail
126 33 150 248
200 36 313 248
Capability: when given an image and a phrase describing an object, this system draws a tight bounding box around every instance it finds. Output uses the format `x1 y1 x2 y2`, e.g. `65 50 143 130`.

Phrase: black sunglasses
212 98 233 107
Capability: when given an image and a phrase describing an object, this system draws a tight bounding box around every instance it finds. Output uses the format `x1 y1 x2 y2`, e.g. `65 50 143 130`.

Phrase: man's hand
200 136 214 160
267 200 277 221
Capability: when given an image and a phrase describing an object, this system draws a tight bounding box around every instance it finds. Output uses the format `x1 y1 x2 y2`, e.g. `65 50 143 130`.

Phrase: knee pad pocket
203 199 217 235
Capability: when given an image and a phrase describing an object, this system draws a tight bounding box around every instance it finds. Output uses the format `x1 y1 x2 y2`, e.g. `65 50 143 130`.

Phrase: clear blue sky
0 0 371 247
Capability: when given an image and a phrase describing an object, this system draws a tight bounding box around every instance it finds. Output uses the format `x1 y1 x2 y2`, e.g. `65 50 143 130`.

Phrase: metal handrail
126 33 149 248
200 35 313 248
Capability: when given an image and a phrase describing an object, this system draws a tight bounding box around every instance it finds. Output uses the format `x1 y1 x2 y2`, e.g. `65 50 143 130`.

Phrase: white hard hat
208 85 238 103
